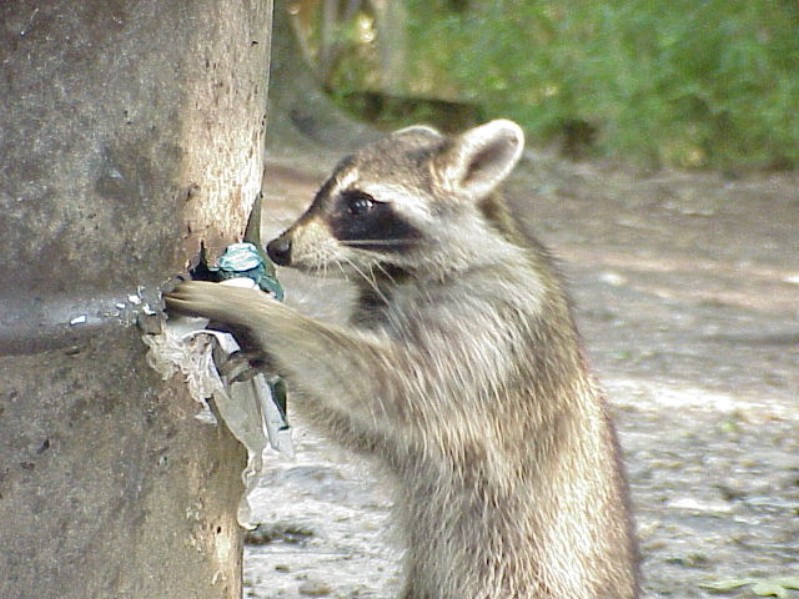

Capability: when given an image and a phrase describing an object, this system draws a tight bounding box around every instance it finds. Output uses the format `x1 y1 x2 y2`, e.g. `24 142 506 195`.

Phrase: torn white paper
143 297 293 529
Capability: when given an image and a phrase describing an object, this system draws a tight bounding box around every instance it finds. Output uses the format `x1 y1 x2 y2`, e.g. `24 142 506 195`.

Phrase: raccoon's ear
392 124 443 139
435 119 524 200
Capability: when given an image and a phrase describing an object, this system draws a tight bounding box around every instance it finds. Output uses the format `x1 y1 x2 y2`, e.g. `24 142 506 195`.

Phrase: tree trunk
266 0 378 159
0 1 272 597
373 0 408 94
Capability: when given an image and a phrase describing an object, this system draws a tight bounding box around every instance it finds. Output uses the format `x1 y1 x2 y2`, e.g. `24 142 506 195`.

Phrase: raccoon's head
266 119 525 284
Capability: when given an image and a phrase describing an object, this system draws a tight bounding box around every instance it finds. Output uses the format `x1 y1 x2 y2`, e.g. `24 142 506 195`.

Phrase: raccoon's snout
266 236 292 266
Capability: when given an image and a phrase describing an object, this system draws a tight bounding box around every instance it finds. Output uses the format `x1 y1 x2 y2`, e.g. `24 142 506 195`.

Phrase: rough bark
0 1 272 597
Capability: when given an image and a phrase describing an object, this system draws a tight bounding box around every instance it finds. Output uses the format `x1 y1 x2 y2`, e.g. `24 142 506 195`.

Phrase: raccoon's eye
344 191 376 217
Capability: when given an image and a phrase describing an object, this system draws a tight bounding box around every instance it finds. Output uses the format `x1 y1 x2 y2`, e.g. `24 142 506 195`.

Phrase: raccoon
165 120 640 598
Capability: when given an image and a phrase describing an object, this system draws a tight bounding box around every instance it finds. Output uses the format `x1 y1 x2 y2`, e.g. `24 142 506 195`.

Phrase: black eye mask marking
331 190 422 253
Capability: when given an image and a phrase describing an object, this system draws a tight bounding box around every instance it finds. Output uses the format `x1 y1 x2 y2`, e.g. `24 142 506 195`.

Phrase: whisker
373 261 399 286
335 260 348 281
343 256 390 306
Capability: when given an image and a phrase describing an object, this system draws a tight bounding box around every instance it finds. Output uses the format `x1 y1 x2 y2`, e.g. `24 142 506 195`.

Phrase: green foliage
403 0 799 169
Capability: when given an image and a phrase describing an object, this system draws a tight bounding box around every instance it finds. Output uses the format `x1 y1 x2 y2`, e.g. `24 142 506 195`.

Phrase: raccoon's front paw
164 280 259 324
214 346 275 383
164 280 216 318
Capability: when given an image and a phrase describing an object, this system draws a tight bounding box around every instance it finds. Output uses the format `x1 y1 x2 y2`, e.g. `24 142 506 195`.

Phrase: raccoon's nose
266 236 292 266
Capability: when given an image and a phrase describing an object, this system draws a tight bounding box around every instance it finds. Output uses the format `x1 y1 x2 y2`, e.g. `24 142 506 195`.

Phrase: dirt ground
242 147 799 599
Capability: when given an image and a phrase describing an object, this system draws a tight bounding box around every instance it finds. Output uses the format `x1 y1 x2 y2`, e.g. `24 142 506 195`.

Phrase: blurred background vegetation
287 0 798 170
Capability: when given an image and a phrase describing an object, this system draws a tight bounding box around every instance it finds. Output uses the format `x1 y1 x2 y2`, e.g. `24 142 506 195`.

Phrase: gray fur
166 120 640 598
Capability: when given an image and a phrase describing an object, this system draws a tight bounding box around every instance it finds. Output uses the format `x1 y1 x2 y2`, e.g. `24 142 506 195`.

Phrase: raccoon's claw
213 346 273 383
163 280 233 320
163 281 200 316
